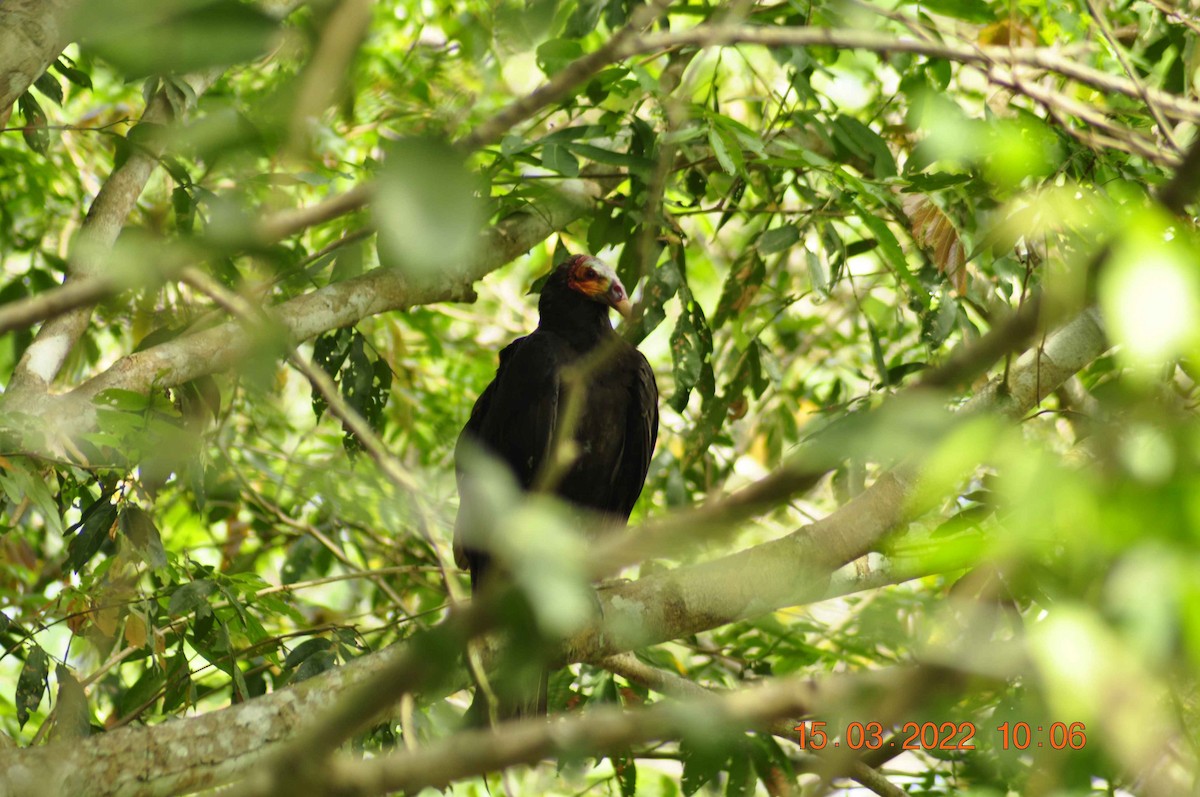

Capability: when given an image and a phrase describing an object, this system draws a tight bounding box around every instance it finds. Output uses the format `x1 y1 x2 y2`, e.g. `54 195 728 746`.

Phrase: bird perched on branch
453 253 659 718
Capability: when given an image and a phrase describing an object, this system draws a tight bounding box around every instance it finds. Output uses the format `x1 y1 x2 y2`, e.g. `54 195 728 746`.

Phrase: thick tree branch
0 274 133 337
0 0 73 111
4 69 221 403
5 179 604 460
565 307 1107 664
238 666 952 797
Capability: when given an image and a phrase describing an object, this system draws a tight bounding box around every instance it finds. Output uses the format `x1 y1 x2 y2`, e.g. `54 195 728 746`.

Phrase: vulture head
542 254 632 320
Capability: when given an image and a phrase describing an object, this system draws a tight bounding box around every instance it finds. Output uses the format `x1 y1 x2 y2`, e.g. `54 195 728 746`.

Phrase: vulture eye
582 266 598 279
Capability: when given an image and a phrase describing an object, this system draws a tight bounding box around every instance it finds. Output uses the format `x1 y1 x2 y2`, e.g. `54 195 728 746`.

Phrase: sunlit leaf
69 0 278 77
374 137 484 278
535 38 583 76
857 207 930 307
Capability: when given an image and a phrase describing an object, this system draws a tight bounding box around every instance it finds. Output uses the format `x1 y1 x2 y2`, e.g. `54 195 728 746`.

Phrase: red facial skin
564 255 632 318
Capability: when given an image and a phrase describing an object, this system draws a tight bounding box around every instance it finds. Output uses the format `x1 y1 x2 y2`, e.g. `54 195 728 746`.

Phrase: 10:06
997 722 1087 750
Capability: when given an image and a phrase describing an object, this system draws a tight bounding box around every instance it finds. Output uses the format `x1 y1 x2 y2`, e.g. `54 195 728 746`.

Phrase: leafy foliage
1 0 1200 794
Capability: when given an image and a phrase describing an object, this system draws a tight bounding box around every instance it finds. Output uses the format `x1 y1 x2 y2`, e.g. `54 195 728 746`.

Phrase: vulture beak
607 279 632 319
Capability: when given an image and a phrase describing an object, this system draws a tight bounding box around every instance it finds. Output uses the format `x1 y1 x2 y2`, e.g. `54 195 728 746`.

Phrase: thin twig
1143 0 1200 35
1084 0 1179 150
625 26 1200 124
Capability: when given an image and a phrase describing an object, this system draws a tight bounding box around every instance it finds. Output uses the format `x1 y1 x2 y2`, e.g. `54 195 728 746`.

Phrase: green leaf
17 93 48 154
867 321 889 386
680 738 726 796
565 142 655 174
747 733 796 787
758 225 800 255
281 534 327 584
52 58 92 89
168 579 216 617
53 665 91 740
6 458 65 537
708 126 739 176
901 171 973 192
69 0 279 77
613 752 637 797
535 38 583 76
172 186 195 233
293 649 337 683
374 136 484 278
16 646 49 728
832 115 896 178
541 141 580 177
909 0 996 23
312 327 354 418
163 76 197 117
806 248 829 296
887 361 930 383
33 73 64 106
337 333 393 454
120 506 168 570
161 651 193 713
712 253 765 329
627 256 683 342
94 389 152 412
284 637 334 670
725 748 754 797
118 665 165 718
670 316 701 407
500 134 527 157
856 208 929 308
67 496 118 573
330 241 364 282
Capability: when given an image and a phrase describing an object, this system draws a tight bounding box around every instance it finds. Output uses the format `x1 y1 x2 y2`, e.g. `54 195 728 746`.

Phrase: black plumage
452 254 658 716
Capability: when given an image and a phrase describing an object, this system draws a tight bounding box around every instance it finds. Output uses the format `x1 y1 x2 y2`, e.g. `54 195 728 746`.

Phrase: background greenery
1 0 1199 795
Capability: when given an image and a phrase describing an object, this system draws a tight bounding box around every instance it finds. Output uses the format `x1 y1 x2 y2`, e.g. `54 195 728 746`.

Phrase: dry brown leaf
979 18 1039 46
65 597 90 635
92 603 120 638
902 193 968 295
124 612 148 648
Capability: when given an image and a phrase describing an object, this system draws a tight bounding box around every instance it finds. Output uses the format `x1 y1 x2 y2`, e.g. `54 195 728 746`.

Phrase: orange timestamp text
793 721 1087 751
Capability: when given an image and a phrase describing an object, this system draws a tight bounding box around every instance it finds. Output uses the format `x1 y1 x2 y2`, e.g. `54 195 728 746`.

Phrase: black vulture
453 254 659 717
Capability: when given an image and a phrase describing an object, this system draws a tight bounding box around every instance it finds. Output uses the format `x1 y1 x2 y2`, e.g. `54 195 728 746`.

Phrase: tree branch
0 0 73 111
0 305 1112 797
3 68 222 404
624 27 1200 126
5 178 604 460
240 666 954 797
565 307 1108 664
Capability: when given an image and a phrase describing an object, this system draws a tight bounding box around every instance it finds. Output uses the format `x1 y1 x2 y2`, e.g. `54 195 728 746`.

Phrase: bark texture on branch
0 641 399 797
0 0 73 112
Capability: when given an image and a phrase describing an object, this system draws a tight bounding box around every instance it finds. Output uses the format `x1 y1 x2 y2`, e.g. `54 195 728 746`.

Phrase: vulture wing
453 334 562 580
609 351 659 520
